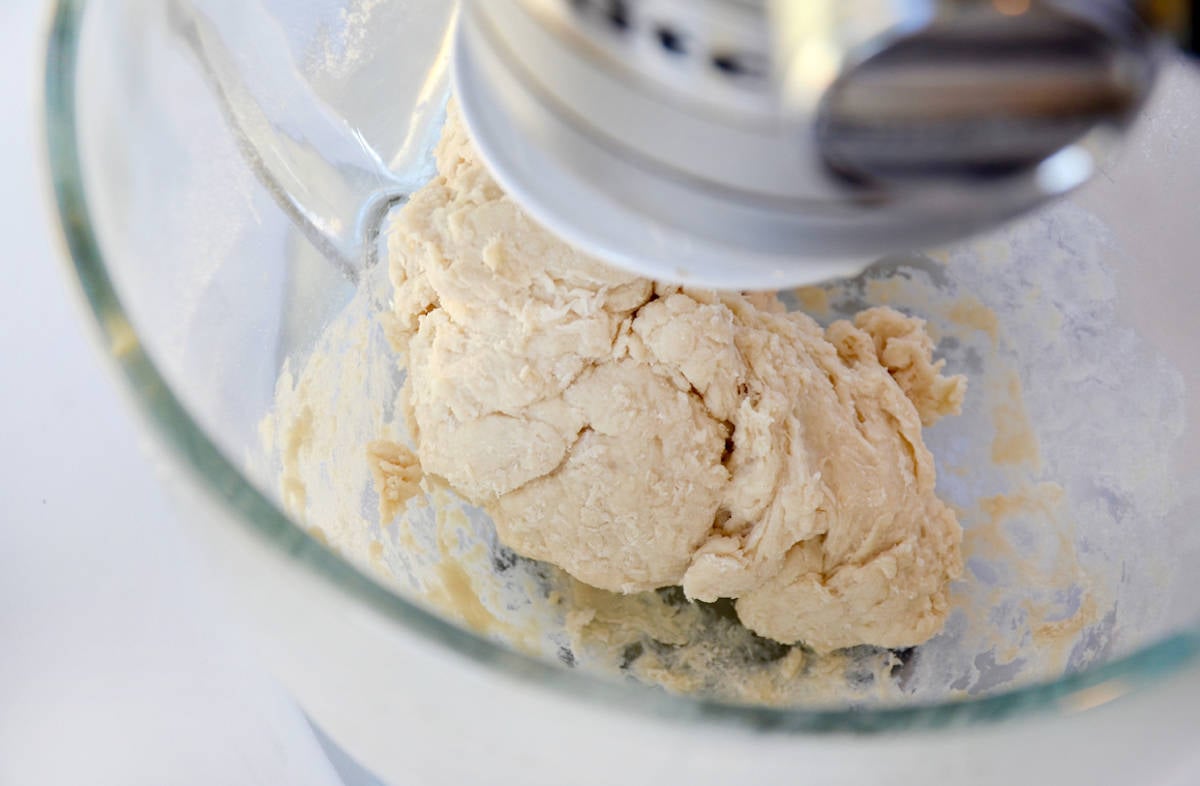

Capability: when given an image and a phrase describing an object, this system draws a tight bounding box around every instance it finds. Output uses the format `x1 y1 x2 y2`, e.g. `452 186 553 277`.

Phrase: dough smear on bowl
384 106 967 653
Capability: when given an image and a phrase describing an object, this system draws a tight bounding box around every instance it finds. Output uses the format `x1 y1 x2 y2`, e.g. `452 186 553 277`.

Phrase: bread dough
385 106 967 652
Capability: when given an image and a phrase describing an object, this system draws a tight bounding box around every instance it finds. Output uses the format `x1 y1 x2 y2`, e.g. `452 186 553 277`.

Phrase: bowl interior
49 0 1200 727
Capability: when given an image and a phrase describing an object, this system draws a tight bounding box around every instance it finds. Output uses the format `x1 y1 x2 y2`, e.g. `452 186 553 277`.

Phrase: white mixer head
453 0 1169 288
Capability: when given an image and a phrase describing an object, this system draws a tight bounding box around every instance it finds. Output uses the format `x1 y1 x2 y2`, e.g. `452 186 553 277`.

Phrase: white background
0 3 350 783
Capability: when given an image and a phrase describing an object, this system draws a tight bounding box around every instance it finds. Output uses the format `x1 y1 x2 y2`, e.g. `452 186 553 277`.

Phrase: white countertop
0 3 351 783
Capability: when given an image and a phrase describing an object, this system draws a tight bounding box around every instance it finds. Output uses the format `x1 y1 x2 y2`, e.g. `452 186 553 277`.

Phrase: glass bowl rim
42 0 1200 735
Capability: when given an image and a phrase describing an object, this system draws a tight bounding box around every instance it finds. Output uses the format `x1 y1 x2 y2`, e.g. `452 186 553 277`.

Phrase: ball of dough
386 105 967 652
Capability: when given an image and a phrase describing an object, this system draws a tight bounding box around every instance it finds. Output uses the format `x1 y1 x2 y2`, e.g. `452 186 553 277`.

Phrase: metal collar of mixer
454 0 1168 288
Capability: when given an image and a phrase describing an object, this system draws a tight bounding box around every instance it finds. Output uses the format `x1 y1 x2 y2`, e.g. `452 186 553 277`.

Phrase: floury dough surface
385 107 967 653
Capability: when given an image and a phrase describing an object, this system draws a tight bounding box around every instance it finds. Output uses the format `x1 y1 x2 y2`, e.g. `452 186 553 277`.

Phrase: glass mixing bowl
44 0 1200 783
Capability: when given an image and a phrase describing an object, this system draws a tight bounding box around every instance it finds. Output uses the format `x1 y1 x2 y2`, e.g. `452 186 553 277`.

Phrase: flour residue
302 0 390 81
260 199 1186 707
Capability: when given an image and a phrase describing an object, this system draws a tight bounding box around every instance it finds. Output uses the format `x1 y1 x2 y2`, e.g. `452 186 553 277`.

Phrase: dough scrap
367 440 423 523
385 106 967 652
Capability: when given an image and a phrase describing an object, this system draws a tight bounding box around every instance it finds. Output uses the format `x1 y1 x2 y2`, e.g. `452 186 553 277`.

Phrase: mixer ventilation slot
563 0 769 86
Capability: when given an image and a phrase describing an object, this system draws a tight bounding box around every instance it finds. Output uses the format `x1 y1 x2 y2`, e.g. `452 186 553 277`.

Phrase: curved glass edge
42 0 1200 735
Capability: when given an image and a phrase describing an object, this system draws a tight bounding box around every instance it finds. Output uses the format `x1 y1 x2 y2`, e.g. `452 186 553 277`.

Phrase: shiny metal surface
456 0 1176 285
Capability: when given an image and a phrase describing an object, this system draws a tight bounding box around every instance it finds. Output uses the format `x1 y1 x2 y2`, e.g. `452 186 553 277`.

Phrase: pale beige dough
385 106 967 653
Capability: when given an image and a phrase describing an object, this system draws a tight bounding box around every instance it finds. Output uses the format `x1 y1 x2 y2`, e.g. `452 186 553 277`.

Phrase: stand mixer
454 0 1196 287
48 0 1200 783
